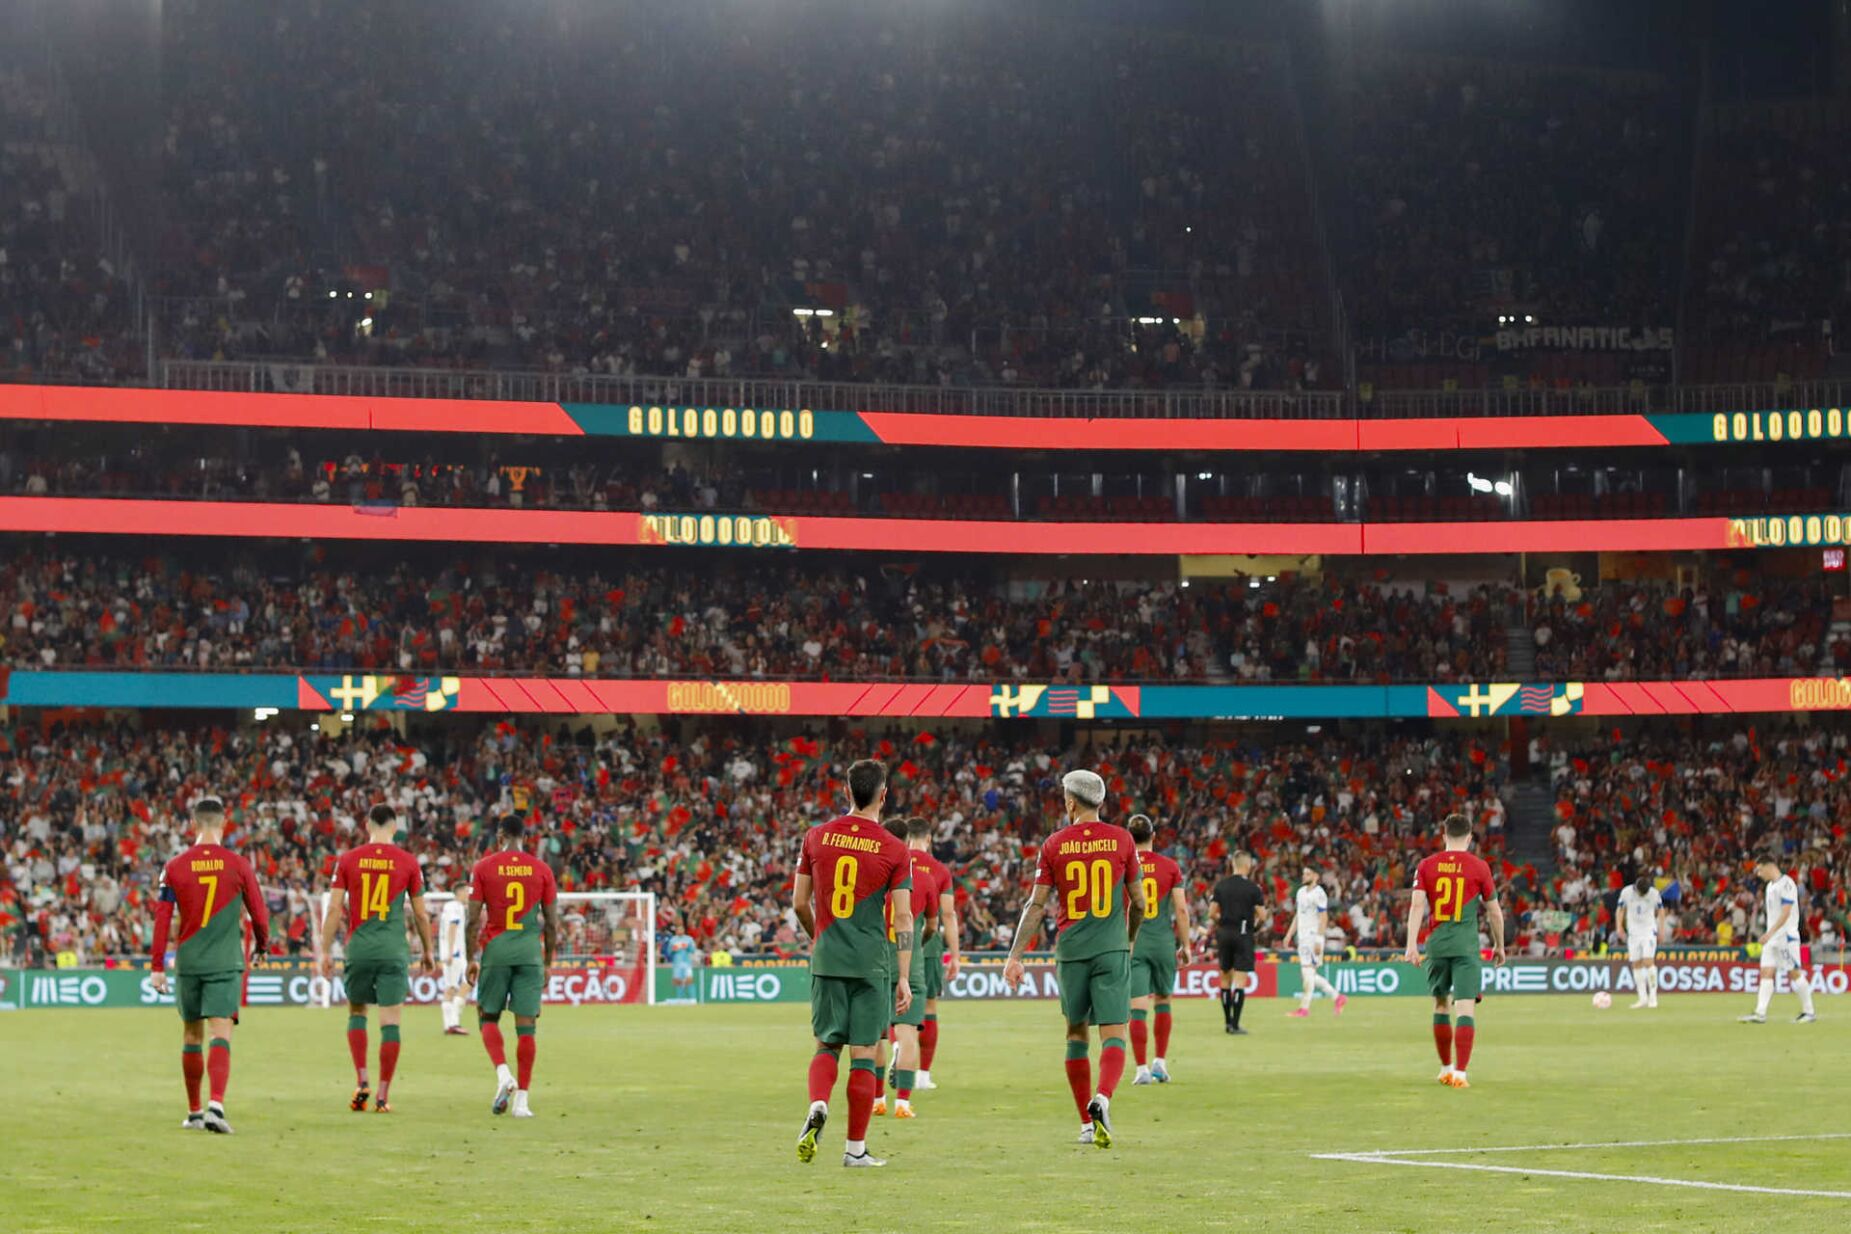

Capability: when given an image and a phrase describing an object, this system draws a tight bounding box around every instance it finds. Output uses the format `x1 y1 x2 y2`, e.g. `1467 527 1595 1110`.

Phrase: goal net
312 890 657 1009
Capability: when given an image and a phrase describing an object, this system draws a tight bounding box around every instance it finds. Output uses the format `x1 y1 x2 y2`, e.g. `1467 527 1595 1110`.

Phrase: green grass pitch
5 995 1848 1233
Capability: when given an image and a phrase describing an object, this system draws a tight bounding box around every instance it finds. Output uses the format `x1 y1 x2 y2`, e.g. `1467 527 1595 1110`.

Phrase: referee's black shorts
1216 932 1255 973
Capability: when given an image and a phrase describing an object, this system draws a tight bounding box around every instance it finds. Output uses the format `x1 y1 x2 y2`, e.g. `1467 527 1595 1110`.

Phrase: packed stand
1 722 1516 967
0 549 1513 684
1536 726 1851 953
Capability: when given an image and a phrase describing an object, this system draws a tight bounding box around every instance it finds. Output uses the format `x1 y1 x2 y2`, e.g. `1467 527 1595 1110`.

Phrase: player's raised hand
1003 956 1026 990
894 981 913 1016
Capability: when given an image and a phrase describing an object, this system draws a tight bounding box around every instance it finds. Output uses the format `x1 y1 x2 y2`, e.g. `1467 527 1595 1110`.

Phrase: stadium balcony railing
150 359 1851 422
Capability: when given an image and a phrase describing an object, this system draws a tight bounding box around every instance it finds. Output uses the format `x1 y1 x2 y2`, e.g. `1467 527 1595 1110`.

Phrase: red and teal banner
2 495 1843 555
4 384 1847 452
9 671 1851 719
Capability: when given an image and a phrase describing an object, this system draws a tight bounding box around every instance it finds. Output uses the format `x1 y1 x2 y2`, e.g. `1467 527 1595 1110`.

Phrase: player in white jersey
1615 874 1667 1009
1281 867 1345 1018
1739 857 1817 1024
438 885 472 1035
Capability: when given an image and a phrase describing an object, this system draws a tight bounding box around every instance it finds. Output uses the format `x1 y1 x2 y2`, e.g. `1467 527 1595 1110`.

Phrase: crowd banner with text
3 965 645 1009
1285 959 1848 998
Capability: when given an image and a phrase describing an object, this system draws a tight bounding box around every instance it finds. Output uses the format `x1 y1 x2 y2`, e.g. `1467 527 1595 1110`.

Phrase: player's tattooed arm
1126 871 1147 946
1003 886 1051 989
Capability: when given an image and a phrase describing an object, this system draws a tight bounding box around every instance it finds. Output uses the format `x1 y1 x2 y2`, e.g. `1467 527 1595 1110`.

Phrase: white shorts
1760 939 1802 973
1297 936 1325 965
1626 934 1658 963
442 960 468 991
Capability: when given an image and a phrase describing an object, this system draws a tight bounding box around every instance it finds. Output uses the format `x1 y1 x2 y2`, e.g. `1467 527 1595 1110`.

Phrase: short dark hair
191 797 225 819
885 819 908 841
1126 814 1154 843
368 803 397 829
848 759 887 809
496 814 526 842
905 816 933 842
1442 813 1472 838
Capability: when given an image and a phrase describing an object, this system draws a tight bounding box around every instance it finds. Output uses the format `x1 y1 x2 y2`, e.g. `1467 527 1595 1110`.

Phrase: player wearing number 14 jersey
1403 813 1506 1089
1004 770 1148 1149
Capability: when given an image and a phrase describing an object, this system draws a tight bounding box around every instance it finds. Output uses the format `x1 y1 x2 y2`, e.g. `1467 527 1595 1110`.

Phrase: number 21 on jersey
1430 875 1467 922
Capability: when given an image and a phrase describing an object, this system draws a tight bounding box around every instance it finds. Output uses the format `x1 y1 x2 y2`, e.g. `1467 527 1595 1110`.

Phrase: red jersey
152 843 270 974
904 850 941 936
1413 849 1497 953
471 848 557 967
1034 820 1139 961
797 815 911 979
332 842 425 963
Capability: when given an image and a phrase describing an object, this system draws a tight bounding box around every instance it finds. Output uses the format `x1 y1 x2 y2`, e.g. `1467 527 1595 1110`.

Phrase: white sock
497 1063 515 1087
917 1070 930 1084
1755 974 1775 1016
810 1099 828 1115
846 1139 867 1156
1796 976 1816 1015
1153 1057 1166 1069
1313 973 1338 997
1094 1092 1110 1111
895 1097 911 1110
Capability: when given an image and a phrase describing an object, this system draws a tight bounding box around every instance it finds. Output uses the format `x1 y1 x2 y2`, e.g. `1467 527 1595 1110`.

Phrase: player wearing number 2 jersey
1004 769 1148 1150
151 797 271 1134
794 760 914 1168
317 804 435 1113
467 816 559 1119
1403 813 1505 1089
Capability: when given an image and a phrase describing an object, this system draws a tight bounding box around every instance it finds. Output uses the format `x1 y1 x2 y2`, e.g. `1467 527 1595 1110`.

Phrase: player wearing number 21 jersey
1004 769 1147 1150
467 815 558 1119
1403 813 1505 1089
794 759 914 1169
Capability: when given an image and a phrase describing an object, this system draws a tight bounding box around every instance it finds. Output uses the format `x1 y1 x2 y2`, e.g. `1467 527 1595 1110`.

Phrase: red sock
1154 1008 1173 1058
1454 1019 1475 1072
182 1047 204 1111
516 1031 536 1089
1432 1015 1453 1067
206 1038 231 1104
1064 1055 1093 1120
379 1034 400 1096
346 1019 370 1084
1129 1018 1149 1066
480 1020 507 1068
807 1051 840 1104
919 1019 939 1070
846 1066 877 1139
874 1063 885 1099
1097 1040 1127 1098
897 1085 912 1100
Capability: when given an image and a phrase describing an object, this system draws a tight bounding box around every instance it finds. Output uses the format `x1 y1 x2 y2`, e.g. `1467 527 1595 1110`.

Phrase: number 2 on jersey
505 880 526 931
831 857 860 918
1430 875 1467 922
1063 860 1116 920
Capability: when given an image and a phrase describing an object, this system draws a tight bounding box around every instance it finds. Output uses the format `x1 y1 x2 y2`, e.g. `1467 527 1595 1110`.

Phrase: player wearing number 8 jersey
1004 770 1147 1149
1403 813 1506 1089
793 759 914 1168
467 816 559 1119
151 797 271 1134
317 804 435 1113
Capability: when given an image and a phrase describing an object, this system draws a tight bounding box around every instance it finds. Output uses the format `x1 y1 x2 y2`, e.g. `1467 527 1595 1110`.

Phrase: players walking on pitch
1210 852 1265 1034
1615 873 1667 1009
1126 815 1191 1084
437 884 472 1034
793 760 914 1167
152 797 271 1134
318 804 436 1112
1003 769 1148 1148
1739 856 1818 1024
1403 813 1506 1089
914 825 959 1092
466 816 559 1118
1282 866 1346 1018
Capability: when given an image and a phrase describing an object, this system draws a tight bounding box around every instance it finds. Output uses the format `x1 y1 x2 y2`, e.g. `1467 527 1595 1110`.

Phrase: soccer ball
1591 991 1613 1010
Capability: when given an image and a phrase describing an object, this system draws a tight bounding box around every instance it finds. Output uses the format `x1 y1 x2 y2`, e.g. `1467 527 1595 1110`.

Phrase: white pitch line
1314 1153 1851 1201
1312 1131 1851 1159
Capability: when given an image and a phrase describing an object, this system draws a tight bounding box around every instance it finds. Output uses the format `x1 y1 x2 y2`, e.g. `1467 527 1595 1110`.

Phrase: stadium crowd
1 550 1513 684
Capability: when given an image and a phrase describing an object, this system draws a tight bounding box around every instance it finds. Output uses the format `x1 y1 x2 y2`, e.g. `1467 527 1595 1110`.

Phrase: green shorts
176 971 242 1022
1425 952 1483 1003
924 944 945 1000
476 963 544 1018
1058 951 1131 1027
891 977 926 1029
1129 948 1177 1002
811 973 887 1048
344 959 410 1008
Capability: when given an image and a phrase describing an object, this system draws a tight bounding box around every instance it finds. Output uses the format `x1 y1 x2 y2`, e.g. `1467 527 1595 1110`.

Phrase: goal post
313 890 657 1009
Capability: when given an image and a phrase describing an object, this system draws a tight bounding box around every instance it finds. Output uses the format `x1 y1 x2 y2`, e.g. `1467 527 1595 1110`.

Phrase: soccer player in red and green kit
1127 815 1191 1085
793 759 914 1168
150 796 271 1134
1402 812 1507 1089
466 815 559 1118
913 825 959 1092
1004 769 1148 1149
317 804 436 1113
879 817 938 1119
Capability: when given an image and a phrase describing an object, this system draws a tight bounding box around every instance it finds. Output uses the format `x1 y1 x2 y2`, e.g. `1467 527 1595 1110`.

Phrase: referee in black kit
1210 851 1267 1034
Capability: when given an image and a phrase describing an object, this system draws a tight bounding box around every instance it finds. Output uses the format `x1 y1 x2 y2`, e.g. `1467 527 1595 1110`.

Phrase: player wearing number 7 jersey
1403 813 1506 1089
151 797 271 1135
1004 769 1148 1149
467 816 559 1119
317 804 436 1113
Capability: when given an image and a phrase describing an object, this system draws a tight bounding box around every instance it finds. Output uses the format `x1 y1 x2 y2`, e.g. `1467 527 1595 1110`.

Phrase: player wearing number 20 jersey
1405 813 1505 1089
